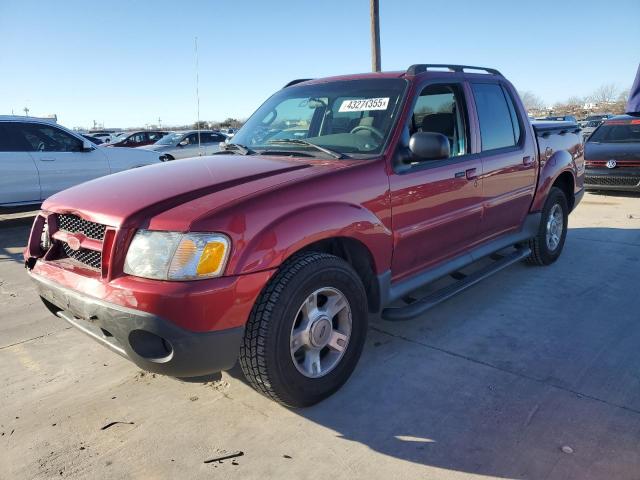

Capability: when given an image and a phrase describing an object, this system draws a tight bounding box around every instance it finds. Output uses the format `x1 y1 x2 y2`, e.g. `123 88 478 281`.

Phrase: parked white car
0 116 163 208
139 130 227 160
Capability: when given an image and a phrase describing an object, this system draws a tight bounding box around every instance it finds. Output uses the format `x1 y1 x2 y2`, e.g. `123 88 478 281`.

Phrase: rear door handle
465 168 477 180
39 158 55 162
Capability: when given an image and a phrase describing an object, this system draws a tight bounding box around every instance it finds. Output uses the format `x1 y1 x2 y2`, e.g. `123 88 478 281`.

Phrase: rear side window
472 83 520 151
0 123 30 151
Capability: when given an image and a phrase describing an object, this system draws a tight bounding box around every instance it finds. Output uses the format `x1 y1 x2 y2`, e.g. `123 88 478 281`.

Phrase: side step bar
381 247 531 321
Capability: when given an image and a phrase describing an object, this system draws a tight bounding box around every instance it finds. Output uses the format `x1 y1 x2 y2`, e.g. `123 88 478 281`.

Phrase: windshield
588 122 640 143
230 79 407 157
156 132 184 145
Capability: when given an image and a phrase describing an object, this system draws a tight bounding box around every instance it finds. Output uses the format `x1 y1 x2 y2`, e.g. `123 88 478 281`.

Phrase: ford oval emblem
66 235 81 251
606 159 617 169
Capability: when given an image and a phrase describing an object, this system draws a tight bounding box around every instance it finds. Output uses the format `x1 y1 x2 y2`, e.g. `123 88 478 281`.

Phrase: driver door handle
39 157 55 162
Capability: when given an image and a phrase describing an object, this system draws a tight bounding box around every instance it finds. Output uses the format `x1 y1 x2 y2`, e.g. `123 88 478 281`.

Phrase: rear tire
526 186 569 266
239 252 368 407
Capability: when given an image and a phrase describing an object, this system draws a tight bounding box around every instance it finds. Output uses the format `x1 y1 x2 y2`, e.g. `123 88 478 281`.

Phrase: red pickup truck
25 64 584 407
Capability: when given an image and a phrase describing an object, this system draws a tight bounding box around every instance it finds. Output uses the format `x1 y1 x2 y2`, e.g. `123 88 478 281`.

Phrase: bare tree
518 91 545 112
565 96 583 108
617 88 630 103
589 83 619 104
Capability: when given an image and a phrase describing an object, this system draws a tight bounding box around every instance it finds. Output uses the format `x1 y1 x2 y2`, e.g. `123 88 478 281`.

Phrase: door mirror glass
409 132 450 161
82 139 95 151
178 139 188 147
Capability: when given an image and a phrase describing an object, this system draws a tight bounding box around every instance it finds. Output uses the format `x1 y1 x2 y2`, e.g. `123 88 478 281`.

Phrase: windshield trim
230 78 410 160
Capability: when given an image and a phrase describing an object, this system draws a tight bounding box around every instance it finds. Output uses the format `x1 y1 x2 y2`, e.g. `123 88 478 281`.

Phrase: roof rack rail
283 78 313 88
406 64 502 76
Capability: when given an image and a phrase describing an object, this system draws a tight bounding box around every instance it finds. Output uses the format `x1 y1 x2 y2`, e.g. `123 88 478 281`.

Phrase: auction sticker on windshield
339 98 389 112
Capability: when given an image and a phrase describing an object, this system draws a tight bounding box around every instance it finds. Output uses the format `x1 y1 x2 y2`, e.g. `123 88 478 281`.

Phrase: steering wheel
350 125 384 142
36 142 46 152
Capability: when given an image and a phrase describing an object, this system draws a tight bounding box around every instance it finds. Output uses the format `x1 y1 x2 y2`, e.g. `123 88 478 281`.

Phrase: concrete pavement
1 192 639 479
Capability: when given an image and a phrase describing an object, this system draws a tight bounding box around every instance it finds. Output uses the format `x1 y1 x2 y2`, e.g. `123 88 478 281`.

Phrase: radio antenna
194 36 201 150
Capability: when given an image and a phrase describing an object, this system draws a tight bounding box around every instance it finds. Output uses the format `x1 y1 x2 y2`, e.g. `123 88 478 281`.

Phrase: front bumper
584 168 640 192
32 272 244 377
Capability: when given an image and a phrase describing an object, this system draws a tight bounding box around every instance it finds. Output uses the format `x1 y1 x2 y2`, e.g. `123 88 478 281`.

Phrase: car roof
0 115 57 124
605 114 640 123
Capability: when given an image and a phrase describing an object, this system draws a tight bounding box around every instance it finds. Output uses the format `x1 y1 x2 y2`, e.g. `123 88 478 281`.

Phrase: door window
127 133 146 144
20 123 83 152
471 83 520 151
0 123 30 151
410 83 469 156
185 133 201 144
148 132 164 141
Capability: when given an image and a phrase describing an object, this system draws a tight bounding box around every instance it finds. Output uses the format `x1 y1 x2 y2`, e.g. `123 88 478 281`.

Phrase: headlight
123 230 230 280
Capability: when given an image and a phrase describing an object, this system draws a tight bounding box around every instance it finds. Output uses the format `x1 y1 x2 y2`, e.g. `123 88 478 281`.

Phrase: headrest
421 113 454 136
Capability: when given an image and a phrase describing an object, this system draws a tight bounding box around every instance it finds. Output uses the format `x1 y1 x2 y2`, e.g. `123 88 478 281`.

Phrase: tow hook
25 257 37 270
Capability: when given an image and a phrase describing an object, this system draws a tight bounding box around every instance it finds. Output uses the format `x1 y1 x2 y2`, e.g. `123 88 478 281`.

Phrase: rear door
0 122 41 205
470 82 537 240
389 81 483 281
18 122 110 200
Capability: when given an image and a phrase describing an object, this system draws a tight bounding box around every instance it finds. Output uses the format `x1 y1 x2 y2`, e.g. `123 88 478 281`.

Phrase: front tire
239 252 368 407
526 186 569 266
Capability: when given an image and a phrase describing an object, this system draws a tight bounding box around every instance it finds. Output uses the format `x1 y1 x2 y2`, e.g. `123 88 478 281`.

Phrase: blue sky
1 0 638 128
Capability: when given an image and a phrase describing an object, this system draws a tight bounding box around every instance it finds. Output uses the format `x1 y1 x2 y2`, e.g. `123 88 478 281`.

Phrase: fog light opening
128 330 174 363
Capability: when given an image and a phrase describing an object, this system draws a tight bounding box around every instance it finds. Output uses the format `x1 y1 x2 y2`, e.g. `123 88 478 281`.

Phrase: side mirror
409 132 450 161
178 140 188 147
82 139 94 151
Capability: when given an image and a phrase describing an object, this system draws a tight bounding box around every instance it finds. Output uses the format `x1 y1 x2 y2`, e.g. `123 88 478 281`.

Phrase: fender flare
531 149 576 212
230 201 392 276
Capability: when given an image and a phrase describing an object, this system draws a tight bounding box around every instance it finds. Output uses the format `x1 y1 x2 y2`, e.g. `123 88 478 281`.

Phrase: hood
42 155 340 228
585 141 640 163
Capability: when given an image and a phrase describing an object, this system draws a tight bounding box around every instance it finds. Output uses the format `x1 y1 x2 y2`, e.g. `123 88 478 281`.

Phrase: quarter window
471 83 520 151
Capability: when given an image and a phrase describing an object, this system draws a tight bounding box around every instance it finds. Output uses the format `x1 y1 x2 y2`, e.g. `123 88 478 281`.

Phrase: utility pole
23 106 30 116
370 0 381 72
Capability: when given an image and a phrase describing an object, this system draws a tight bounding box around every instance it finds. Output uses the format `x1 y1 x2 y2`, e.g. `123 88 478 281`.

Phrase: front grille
58 214 106 241
585 175 640 187
61 242 102 270
54 214 107 270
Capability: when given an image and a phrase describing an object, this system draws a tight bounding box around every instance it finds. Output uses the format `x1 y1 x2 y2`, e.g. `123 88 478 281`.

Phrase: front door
389 82 483 282
17 122 110 200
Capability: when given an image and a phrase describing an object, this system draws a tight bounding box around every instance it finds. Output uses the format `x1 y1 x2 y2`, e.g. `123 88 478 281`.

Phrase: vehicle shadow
585 190 640 199
223 226 640 479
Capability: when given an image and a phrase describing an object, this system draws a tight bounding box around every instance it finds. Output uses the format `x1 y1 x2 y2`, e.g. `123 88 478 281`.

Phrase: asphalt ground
1 191 639 479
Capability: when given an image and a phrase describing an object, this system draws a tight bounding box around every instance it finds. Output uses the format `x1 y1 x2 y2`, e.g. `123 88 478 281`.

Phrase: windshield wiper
266 139 345 159
217 142 255 155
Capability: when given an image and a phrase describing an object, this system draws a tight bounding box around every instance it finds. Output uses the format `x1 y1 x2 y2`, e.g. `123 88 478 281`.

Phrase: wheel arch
231 202 392 313
531 148 578 212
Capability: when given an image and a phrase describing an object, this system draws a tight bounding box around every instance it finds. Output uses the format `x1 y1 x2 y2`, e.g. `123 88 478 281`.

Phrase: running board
381 247 531 321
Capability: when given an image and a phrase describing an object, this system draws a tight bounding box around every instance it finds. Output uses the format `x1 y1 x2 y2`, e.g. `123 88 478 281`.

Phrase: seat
420 113 454 142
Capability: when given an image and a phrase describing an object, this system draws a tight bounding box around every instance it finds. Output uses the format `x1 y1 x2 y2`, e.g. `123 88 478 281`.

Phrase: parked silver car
0 116 162 208
139 130 227 160
582 120 603 141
